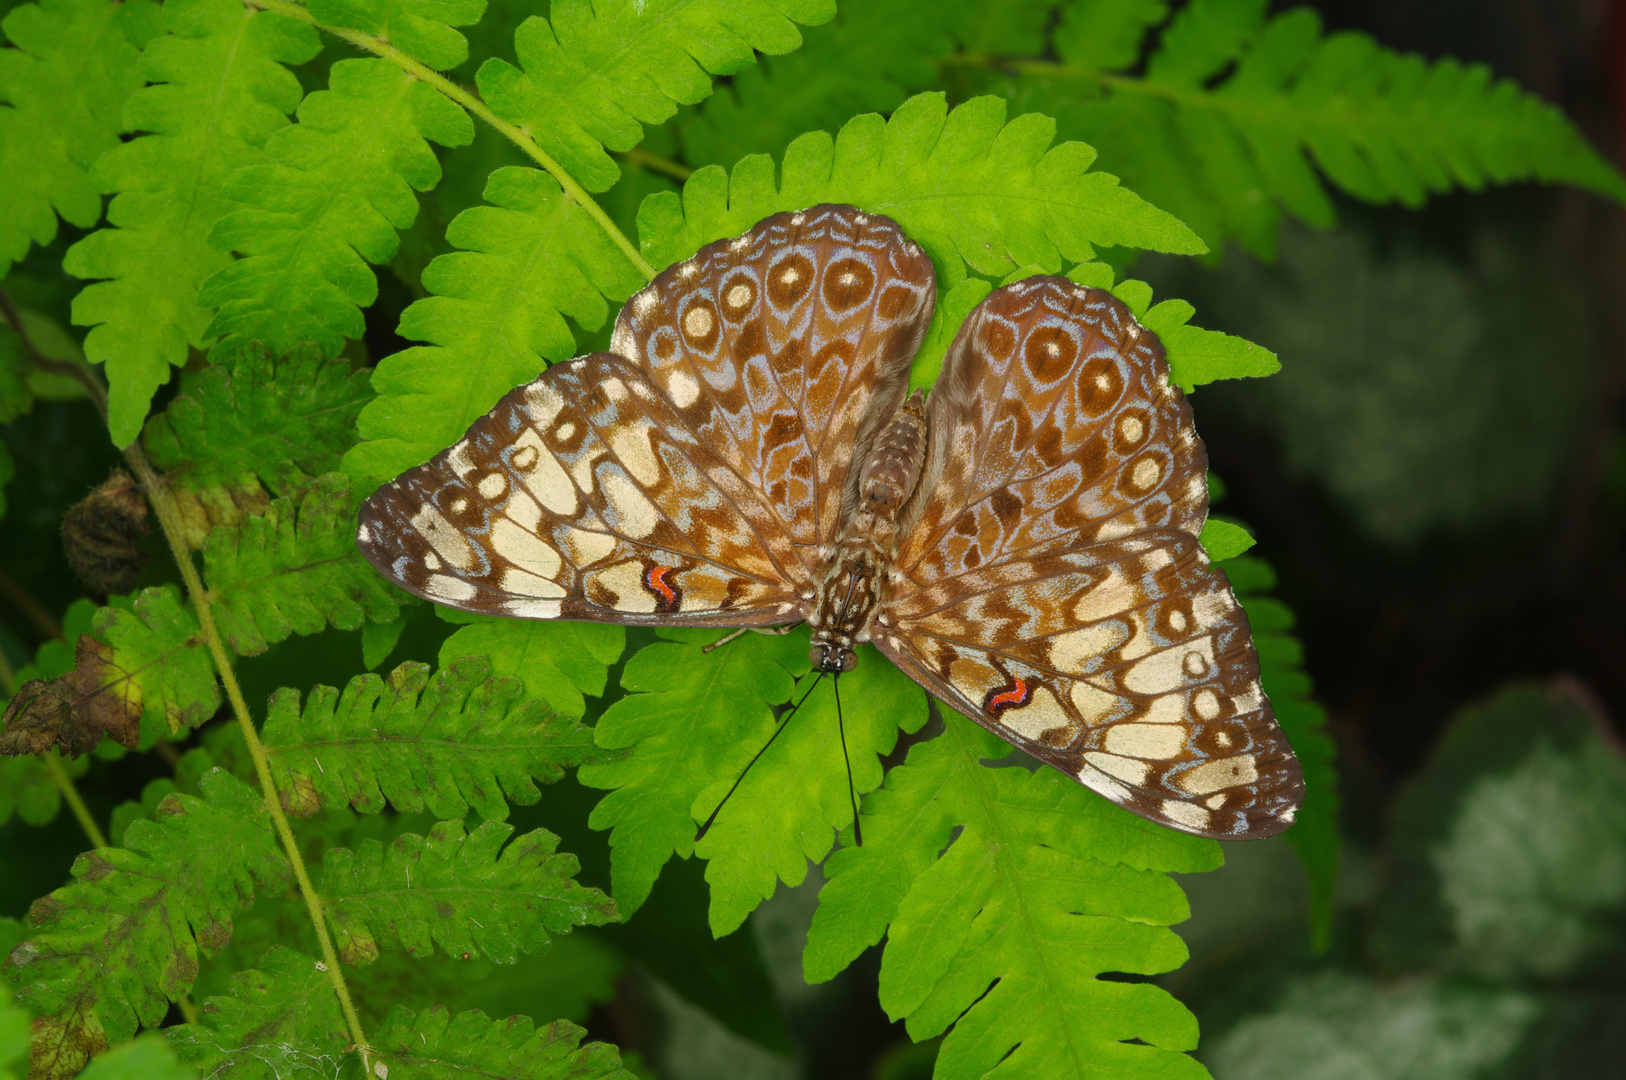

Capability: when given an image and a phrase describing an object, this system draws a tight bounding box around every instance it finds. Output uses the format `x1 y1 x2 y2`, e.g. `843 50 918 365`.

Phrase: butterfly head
810 640 858 674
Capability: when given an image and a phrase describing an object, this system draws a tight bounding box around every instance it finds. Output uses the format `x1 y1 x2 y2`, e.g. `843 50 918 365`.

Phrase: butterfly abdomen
857 392 929 517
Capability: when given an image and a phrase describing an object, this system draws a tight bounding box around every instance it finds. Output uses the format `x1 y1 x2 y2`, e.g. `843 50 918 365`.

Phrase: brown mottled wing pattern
357 355 808 626
611 204 936 549
878 278 1303 838
357 205 936 628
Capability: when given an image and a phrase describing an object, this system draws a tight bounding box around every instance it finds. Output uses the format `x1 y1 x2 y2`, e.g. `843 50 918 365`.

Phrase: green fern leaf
0 601 97 818
640 92 1205 280
144 344 373 549
307 0 485 71
477 0 836 194
1198 517 1256 561
369 1005 635 1080
198 58 474 357
4 770 287 1080
805 711 1219 1080
61 0 321 446
201 473 401 657
579 629 799 917
1030 0 1626 256
437 614 625 719
166 945 349 1080
0 0 158 278
77 1037 197 1080
260 658 606 821
952 0 1052 56
1224 554 1339 949
1054 0 1167 72
345 166 644 482
319 819 616 966
96 586 218 746
580 628 927 930
678 0 976 168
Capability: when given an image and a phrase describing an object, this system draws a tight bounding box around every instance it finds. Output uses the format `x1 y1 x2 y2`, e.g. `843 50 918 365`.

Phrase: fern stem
620 146 693 181
43 754 108 850
249 0 658 281
121 443 376 1074
0 287 110 420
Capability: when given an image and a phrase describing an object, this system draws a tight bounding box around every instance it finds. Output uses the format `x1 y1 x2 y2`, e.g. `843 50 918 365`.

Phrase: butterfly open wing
879 278 1303 837
358 204 936 628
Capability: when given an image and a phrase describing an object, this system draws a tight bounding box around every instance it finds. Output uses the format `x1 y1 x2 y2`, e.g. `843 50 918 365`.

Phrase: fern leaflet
3 770 287 1079
261 657 607 821
143 343 373 549
0 979 26 1080
201 472 402 656
198 57 473 357
369 1005 635 1079
437 614 626 720
579 628 928 929
805 711 1218 1080
61 0 321 445
306 0 485 71
76 1037 197 1080
319 819 617 966
0 0 157 278
166 945 350 1080
476 0 836 195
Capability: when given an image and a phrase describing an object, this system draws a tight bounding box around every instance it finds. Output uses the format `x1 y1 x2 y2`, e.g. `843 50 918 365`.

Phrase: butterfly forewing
357 354 808 626
880 277 1303 838
611 204 936 547
898 279 1207 586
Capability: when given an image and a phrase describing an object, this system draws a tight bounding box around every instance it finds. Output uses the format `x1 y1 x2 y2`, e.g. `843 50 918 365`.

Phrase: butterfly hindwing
357 354 809 626
611 204 937 547
876 532 1302 837
882 277 1302 838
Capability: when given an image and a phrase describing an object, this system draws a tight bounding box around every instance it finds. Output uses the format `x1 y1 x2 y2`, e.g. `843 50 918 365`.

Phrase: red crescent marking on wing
988 678 1029 711
646 565 677 603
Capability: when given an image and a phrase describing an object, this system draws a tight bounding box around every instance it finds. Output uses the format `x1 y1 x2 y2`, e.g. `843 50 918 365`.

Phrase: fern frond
306 0 485 71
951 0 1054 56
438 615 626 719
369 1005 636 1080
3 770 287 1079
678 0 974 168
1053 0 1167 72
260 658 607 821
197 57 474 357
1026 0 1626 256
579 628 927 927
201 473 401 656
145 344 373 548
1225 554 1339 949
641 92 1204 281
61 0 321 446
345 167 644 482
804 712 1218 1080
319 819 616 966
476 0 836 194
167 945 350 1079
0 0 156 278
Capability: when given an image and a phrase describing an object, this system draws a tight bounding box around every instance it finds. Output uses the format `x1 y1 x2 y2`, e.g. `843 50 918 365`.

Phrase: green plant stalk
121 444 375 1070
249 0 658 282
42 755 108 850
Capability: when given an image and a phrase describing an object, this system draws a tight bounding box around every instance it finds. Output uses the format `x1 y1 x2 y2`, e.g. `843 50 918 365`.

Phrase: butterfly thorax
808 393 929 673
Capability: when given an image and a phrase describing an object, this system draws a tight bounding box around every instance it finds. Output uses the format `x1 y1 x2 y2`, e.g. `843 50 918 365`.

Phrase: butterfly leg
701 625 799 653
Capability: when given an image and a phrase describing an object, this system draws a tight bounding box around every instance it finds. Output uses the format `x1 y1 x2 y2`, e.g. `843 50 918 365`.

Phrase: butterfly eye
840 651 857 673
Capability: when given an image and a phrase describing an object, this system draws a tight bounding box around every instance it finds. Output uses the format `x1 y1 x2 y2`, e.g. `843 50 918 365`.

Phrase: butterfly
356 204 1304 839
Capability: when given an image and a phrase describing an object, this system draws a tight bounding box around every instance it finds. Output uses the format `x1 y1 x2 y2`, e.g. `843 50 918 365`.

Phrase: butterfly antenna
695 671 827 843
834 674 862 847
